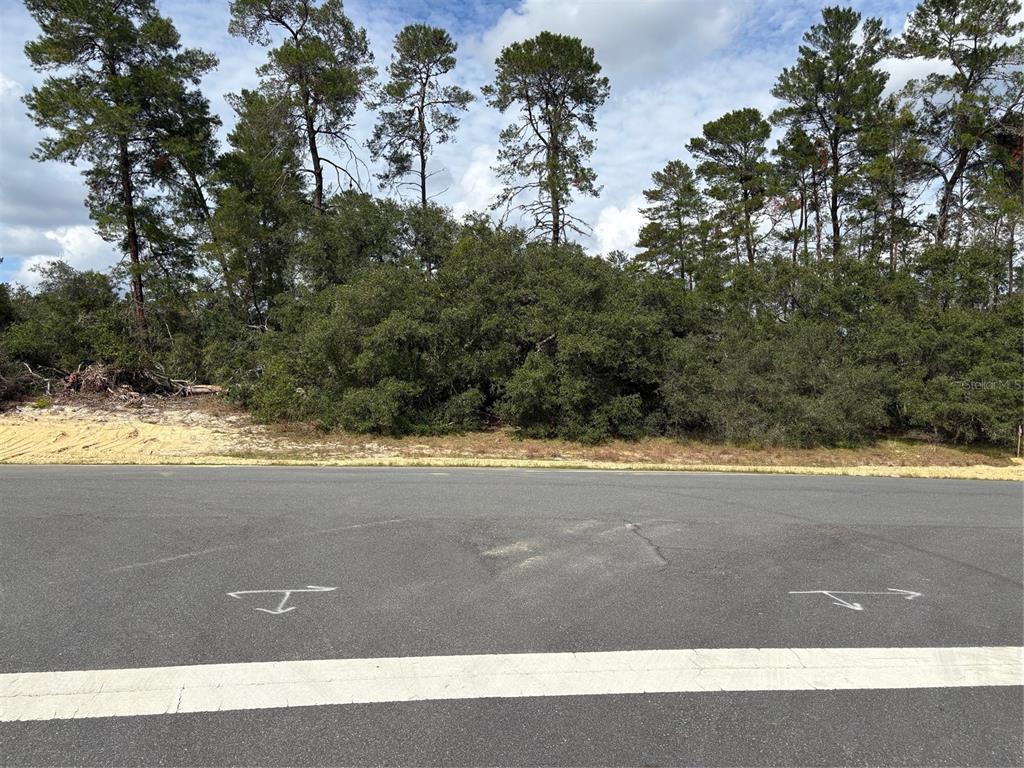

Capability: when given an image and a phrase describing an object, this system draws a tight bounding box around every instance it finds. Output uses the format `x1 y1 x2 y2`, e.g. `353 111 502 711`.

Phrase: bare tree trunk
246 257 265 329
801 184 810 264
1009 220 1016 294
418 80 428 211
548 136 560 246
118 134 147 342
889 193 898 273
551 195 561 245
815 192 823 262
829 140 841 258
793 187 804 264
953 174 966 251
742 190 755 264
303 97 324 213
185 166 211 222
936 149 969 245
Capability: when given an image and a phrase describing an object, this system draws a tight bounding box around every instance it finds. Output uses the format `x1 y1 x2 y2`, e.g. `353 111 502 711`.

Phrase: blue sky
0 0 928 287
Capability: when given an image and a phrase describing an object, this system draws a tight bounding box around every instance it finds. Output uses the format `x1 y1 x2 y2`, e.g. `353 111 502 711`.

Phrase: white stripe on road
1 646 1020 722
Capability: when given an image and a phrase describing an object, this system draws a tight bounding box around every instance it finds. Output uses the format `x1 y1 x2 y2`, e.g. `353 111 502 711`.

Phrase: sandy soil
0 397 1020 480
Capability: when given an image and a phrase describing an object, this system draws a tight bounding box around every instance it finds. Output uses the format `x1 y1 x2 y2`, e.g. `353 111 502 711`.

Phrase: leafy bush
1 263 135 371
338 379 421 434
432 388 486 432
3 220 1020 448
251 356 304 423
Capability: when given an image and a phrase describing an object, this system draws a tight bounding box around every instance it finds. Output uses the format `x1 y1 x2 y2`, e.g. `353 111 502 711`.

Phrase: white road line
1 646 1020 722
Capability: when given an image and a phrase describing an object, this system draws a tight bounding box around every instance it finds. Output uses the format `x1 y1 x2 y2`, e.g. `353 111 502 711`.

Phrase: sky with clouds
0 0 930 287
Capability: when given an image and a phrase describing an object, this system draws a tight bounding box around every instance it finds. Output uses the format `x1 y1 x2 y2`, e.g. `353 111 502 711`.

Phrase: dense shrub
6 0 1022 447
3 226 1021 446
0 263 137 373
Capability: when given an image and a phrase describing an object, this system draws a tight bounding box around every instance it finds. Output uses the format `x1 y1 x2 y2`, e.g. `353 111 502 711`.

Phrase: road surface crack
623 521 670 567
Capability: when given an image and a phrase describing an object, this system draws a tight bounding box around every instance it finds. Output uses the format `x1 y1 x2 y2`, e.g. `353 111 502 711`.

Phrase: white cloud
449 0 797 251
880 56 954 94
474 0 740 85
12 226 117 288
0 71 21 98
594 194 646 255
451 144 502 218
2 0 939 285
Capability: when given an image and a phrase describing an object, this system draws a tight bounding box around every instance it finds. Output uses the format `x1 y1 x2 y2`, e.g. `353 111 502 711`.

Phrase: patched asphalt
1 466 1021 765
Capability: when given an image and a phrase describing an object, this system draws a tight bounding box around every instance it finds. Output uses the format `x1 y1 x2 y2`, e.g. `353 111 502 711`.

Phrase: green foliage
771 6 890 258
1 263 137 372
229 0 375 210
636 161 721 286
688 108 773 264
297 191 407 288
9 0 1021 450
338 379 421 434
483 32 610 244
496 244 667 442
248 238 671 441
893 297 1024 444
0 283 15 332
209 89 304 325
432 388 486 432
898 0 1024 244
703 317 891 447
251 355 304 423
23 0 219 341
369 24 473 208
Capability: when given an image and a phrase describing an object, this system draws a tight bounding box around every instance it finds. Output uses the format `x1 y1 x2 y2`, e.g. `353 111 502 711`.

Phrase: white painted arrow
789 588 922 611
227 586 336 615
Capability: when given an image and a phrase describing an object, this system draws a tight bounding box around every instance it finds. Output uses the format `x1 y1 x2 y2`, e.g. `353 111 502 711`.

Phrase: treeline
1 0 1021 446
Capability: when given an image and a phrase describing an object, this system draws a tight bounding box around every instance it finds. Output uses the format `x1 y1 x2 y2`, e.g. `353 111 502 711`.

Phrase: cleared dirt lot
0 397 1020 479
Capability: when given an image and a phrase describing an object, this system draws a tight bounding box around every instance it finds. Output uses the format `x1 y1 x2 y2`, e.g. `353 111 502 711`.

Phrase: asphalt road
1 466 1021 766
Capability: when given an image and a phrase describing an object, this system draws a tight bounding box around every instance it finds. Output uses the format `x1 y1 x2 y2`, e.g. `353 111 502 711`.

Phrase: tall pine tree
771 7 889 259
229 0 375 212
369 24 473 209
23 0 219 342
483 32 610 245
898 0 1024 246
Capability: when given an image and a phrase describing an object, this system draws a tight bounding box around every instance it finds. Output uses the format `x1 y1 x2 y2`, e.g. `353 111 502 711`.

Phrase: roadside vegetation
0 398 1018 479
1 0 1021 449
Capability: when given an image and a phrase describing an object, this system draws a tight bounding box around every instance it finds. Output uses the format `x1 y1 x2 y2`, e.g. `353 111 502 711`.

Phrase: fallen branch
22 363 54 395
183 384 223 396
65 364 221 399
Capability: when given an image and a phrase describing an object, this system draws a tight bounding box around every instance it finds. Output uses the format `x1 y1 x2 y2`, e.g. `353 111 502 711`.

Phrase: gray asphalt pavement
1 466 1021 766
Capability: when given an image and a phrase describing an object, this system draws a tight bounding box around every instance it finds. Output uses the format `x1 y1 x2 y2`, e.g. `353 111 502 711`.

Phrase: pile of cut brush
17 363 221 403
